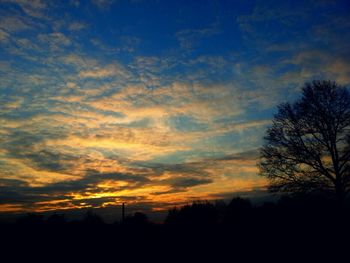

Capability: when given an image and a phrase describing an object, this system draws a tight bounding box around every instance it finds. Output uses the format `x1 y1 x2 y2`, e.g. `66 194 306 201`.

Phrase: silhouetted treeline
165 196 349 228
1 196 349 260
3 195 350 233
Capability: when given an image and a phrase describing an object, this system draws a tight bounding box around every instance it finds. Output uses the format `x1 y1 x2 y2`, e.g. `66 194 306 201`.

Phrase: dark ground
1 196 349 261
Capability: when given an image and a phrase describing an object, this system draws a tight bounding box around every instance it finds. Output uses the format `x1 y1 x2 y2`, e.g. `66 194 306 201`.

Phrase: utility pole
122 202 125 223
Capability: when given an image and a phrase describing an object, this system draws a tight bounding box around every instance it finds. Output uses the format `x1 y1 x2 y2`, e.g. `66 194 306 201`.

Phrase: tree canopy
259 80 350 203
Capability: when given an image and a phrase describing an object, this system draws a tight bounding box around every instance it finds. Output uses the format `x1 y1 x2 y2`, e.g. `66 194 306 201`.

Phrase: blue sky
0 0 350 214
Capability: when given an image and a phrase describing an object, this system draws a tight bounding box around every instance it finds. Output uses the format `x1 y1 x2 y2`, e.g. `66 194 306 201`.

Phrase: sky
0 0 350 217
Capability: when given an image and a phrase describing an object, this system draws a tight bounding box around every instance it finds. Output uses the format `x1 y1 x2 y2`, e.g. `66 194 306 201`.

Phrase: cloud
164 177 213 189
2 0 48 19
87 82 246 124
119 36 140 46
43 134 190 161
0 29 9 42
0 58 271 211
6 0 348 214
0 139 266 213
91 0 115 10
287 50 350 85
0 50 272 212
37 32 72 51
188 55 227 70
236 0 309 40
0 16 31 32
176 24 220 49
68 22 87 31
79 64 130 79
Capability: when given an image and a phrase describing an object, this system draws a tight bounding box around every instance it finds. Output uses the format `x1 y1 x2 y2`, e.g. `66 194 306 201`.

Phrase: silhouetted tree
46 213 66 225
223 197 252 225
259 80 350 204
16 213 44 225
124 212 149 226
82 210 104 225
165 201 219 226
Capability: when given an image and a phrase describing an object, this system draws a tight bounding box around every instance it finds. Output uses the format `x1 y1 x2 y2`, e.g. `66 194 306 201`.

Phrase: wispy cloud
91 0 116 10
79 64 130 79
176 23 220 50
68 22 87 31
2 0 48 19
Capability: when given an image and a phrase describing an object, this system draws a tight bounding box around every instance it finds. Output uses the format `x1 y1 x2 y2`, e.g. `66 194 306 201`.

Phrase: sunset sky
1 0 349 216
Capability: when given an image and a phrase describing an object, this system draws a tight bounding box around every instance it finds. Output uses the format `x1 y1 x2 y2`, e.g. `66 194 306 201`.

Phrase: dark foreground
1 197 350 261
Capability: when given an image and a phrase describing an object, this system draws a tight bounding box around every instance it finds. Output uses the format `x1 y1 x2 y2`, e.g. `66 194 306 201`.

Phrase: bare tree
259 80 350 203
